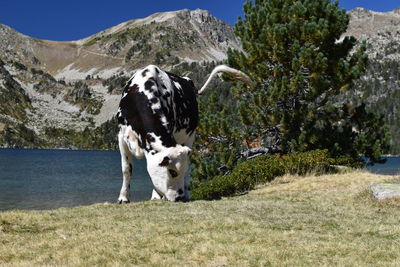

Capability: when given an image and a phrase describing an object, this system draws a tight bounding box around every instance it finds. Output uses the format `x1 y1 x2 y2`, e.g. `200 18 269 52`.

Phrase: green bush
190 150 337 200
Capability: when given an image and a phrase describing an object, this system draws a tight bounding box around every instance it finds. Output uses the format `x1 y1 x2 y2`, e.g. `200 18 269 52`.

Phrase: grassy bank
1 171 400 266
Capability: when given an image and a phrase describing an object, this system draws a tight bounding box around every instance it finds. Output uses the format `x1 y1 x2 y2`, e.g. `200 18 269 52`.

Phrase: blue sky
1 0 399 41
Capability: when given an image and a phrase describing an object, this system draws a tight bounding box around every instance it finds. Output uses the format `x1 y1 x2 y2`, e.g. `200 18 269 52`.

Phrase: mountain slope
1 9 240 80
0 9 240 149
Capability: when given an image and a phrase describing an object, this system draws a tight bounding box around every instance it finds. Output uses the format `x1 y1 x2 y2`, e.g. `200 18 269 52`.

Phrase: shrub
190 150 336 200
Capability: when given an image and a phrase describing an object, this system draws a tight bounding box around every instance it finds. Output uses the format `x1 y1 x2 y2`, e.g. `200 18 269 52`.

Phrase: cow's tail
197 65 253 95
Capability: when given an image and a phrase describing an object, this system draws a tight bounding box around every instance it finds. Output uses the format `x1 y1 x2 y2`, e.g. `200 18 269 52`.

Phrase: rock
370 184 400 200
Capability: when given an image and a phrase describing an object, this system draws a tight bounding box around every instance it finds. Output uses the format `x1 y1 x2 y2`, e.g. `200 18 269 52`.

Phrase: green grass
1 171 400 266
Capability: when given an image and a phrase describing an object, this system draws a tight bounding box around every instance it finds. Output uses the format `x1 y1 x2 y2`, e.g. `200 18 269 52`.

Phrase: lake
365 156 400 175
0 148 399 211
0 148 153 211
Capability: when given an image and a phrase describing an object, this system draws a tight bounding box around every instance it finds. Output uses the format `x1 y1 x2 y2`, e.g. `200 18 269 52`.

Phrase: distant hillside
0 9 240 78
0 9 240 149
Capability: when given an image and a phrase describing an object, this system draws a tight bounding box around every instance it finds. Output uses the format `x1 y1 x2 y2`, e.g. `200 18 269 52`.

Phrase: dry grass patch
1 170 400 266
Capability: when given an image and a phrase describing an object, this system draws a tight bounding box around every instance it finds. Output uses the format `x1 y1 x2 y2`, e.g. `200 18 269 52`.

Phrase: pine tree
224 0 389 163
191 0 390 183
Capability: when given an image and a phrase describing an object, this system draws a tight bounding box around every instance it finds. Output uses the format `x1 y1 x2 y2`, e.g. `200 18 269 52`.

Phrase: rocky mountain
0 9 241 149
345 7 400 60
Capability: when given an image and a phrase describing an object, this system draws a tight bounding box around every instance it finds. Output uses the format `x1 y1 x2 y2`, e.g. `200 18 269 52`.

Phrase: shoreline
1 147 399 157
0 146 118 152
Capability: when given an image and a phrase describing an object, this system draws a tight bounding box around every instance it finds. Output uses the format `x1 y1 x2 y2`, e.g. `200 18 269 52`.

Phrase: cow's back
117 65 198 154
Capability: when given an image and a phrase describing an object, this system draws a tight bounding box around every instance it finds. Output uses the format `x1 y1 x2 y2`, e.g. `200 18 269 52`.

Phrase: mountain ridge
1 9 240 80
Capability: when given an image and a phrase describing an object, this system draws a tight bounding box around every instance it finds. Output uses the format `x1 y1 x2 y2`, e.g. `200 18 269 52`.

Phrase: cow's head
146 145 191 202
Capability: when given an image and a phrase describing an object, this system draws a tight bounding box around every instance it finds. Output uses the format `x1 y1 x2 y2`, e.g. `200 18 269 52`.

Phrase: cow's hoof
117 199 130 204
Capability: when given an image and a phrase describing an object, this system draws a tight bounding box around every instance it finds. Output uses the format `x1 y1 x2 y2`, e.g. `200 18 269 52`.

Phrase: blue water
0 149 399 211
365 156 400 175
0 148 153 211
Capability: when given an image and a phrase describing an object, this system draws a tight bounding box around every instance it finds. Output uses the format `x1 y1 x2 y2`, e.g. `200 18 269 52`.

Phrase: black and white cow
116 64 252 202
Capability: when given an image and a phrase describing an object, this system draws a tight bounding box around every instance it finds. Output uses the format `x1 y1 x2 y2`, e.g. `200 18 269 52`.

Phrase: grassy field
1 171 400 266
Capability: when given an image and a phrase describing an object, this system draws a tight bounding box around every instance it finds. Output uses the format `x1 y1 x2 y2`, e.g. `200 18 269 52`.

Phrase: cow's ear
159 156 171 167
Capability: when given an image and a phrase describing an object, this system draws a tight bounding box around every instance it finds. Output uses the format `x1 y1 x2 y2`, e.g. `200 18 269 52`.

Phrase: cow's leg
118 133 133 204
151 189 163 200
